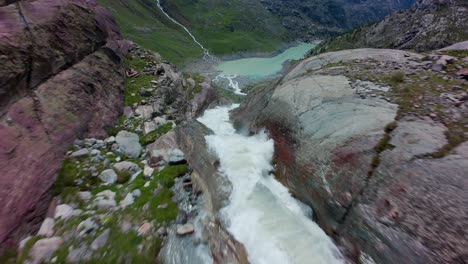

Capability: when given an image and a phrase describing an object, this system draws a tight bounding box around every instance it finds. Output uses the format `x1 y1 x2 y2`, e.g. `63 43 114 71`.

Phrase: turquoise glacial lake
217 43 316 78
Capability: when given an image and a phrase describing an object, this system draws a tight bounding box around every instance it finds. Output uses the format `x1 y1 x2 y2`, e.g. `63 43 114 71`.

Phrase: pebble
156 227 167 237
120 221 132 233
54 204 77 220
78 191 92 201
143 166 154 178
78 217 99 236
70 148 90 158
67 246 91 263
158 203 168 209
120 193 135 208
132 189 142 198
98 169 117 185
29 237 64 264
91 229 110 250
168 149 186 165
37 218 55 237
113 161 140 175
176 224 194 236
19 236 32 251
138 222 152 236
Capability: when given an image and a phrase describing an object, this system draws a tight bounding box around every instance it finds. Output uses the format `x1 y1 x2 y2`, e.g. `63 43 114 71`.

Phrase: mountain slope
160 0 289 55
97 0 203 65
313 0 468 54
98 0 416 64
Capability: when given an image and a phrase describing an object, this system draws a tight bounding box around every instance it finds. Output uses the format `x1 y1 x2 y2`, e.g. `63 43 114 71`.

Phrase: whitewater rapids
197 105 343 264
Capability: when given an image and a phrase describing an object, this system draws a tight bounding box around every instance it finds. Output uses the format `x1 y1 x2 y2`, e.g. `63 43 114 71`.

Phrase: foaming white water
197 105 343 264
213 75 245 95
156 0 216 61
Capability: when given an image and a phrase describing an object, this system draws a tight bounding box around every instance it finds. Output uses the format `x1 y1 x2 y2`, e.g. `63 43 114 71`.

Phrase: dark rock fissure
339 121 399 225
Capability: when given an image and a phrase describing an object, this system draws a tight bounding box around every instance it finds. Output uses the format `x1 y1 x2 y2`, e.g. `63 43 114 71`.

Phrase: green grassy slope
98 0 203 65
159 0 291 55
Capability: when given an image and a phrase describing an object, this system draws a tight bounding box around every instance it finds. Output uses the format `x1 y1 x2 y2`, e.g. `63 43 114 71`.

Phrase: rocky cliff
232 46 468 263
313 0 468 54
0 0 130 247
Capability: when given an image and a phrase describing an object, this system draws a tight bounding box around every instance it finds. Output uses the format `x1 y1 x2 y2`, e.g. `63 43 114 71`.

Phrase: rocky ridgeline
232 46 467 263
259 0 414 38
0 44 239 263
313 0 468 54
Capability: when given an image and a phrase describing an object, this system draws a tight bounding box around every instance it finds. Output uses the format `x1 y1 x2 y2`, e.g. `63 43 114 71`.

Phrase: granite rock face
232 48 468 263
0 0 128 246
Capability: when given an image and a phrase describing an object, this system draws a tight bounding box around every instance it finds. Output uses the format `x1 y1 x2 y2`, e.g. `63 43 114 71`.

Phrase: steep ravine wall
0 0 130 247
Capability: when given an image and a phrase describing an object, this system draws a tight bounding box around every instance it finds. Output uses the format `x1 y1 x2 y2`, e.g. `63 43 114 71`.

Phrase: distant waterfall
156 0 216 61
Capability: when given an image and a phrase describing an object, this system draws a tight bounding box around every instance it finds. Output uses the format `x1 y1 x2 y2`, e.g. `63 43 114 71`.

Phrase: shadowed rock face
232 48 468 263
0 0 129 246
259 0 415 38
175 121 249 264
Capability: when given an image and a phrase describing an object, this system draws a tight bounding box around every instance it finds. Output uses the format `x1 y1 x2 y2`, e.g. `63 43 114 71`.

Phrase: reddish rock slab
0 0 125 113
0 0 126 246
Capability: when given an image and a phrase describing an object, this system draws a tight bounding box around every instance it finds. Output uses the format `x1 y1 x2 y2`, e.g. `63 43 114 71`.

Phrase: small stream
156 0 216 61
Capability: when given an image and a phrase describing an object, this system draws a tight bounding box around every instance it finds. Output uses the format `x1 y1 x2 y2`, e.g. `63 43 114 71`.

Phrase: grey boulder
116 131 142 158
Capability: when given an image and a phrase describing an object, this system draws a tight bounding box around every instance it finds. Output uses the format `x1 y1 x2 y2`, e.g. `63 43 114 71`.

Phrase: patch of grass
374 134 395 153
0 247 17 264
428 124 466 158
166 0 287 55
52 159 80 197
386 72 405 86
89 218 162 263
127 59 148 72
116 171 132 184
156 164 188 188
441 50 468 58
384 121 398 133
124 74 153 106
139 123 173 146
107 115 127 136
148 188 179 223
368 121 398 176
97 0 203 65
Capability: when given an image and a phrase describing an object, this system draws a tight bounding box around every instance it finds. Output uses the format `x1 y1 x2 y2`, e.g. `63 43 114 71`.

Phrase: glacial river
197 105 343 264
156 3 341 262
